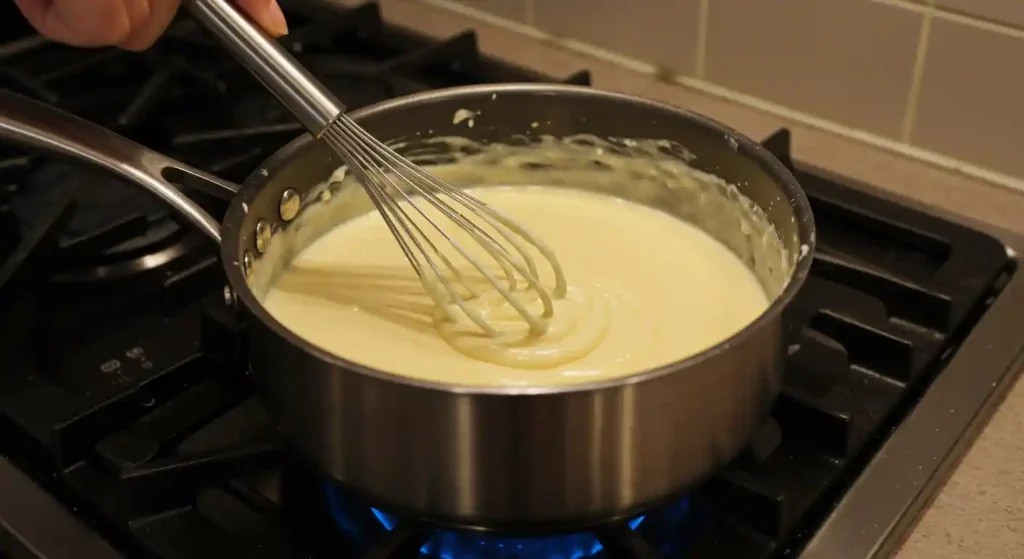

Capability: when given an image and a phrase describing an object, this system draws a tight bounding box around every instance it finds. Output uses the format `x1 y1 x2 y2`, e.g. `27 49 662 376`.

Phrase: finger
234 0 288 37
14 0 134 47
118 0 182 51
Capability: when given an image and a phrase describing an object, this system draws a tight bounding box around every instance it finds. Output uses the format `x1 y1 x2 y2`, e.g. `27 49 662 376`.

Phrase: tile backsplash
439 0 1024 180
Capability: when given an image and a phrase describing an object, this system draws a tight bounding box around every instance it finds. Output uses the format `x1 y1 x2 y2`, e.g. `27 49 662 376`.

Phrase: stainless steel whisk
185 0 566 336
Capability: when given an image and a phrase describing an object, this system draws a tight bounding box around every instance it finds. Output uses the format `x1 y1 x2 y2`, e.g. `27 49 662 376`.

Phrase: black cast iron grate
0 2 1013 559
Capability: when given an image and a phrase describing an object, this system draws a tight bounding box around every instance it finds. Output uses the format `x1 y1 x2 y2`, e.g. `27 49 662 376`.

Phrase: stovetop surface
0 2 1019 559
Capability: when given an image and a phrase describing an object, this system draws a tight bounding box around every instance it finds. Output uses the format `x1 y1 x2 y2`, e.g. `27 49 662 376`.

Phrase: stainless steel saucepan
0 83 815 532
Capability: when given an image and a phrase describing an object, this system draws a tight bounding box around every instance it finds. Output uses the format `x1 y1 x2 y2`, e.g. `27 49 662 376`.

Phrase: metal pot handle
0 89 240 243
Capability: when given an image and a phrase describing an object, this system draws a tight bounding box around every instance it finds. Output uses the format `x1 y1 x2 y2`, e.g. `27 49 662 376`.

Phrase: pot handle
0 89 240 243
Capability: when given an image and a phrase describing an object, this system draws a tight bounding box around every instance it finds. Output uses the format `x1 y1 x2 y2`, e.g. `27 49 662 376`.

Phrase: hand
14 0 288 51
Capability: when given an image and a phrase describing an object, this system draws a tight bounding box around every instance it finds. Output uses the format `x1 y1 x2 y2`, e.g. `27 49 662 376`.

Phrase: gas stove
0 2 1022 559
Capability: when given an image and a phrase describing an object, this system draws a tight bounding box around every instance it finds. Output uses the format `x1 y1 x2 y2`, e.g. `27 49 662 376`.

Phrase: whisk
185 0 566 336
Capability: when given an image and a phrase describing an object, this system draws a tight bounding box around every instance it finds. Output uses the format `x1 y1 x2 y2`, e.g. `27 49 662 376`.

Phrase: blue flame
325 483 686 559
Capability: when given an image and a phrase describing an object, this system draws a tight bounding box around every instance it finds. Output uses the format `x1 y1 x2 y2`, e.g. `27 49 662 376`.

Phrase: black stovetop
0 2 1015 559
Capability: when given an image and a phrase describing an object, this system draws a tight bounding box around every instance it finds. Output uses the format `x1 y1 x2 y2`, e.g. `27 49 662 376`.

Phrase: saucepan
0 83 814 531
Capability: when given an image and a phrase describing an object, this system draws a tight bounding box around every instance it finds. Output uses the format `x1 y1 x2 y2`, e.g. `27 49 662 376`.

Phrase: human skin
14 0 288 50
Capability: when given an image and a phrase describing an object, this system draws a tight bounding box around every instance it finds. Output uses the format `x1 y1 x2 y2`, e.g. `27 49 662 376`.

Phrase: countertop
341 1 1024 556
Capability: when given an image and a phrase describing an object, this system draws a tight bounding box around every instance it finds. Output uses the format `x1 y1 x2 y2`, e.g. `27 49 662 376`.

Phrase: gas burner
0 38 231 285
0 2 589 288
7 159 207 285
324 483 688 559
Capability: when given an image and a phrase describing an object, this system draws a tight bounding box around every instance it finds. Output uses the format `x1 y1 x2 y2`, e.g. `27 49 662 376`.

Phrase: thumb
234 0 288 37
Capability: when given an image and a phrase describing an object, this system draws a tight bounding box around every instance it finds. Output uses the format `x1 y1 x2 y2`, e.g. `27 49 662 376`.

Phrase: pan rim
221 83 816 396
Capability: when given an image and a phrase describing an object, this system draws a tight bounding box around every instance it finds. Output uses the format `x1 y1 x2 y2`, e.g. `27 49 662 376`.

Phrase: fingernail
264 0 289 37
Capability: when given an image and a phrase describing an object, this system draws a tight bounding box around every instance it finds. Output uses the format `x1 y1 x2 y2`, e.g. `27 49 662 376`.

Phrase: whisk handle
184 0 347 137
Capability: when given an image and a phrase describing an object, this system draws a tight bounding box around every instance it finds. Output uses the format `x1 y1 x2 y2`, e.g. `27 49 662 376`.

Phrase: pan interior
247 133 795 307
233 88 811 386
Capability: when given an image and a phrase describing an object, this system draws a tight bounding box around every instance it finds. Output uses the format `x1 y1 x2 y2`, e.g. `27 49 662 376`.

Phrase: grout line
420 0 551 40
900 4 934 142
881 0 1024 38
694 0 710 79
870 0 929 14
934 6 1024 38
416 0 1024 194
522 0 534 26
671 75 1024 193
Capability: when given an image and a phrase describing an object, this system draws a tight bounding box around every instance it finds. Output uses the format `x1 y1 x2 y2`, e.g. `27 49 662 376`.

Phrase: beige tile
937 0 1024 28
448 0 527 22
532 0 702 76
704 0 923 138
911 19 1024 178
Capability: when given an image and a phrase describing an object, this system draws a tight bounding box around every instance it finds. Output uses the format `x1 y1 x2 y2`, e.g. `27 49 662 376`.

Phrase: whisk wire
332 116 564 299
323 116 566 337
327 127 468 286
326 125 538 336
334 122 533 297
323 126 491 331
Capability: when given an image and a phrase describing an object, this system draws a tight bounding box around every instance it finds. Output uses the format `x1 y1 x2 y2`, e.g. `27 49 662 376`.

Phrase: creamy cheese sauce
261 185 770 387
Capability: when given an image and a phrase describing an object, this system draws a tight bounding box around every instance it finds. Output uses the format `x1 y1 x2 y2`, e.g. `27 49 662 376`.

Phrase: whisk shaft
180 0 564 336
322 116 567 337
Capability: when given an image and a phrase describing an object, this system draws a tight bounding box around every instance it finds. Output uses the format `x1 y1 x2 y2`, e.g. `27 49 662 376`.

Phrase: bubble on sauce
453 109 480 128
